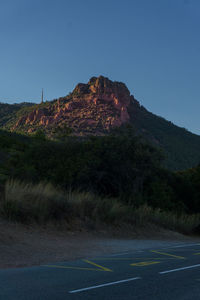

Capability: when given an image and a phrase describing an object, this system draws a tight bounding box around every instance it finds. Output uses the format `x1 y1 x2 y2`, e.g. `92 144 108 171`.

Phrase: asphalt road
1 241 200 299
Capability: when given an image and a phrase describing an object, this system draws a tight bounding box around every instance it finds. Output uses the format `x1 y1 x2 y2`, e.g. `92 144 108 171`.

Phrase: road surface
1 241 200 299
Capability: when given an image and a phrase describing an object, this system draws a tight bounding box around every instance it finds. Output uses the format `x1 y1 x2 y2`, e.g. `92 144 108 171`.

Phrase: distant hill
0 102 34 127
1 76 200 170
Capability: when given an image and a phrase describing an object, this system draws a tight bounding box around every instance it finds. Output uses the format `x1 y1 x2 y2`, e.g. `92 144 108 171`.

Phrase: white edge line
107 243 200 258
161 243 200 250
109 251 134 257
69 277 141 293
160 264 200 274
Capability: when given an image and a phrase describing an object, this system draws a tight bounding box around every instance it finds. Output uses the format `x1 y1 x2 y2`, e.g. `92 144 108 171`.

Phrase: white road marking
161 243 200 250
160 264 200 274
109 251 134 257
69 277 141 293
107 243 200 258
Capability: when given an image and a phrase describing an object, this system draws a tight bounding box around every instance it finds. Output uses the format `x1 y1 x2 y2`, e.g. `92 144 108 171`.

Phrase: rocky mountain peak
73 75 130 98
12 76 137 136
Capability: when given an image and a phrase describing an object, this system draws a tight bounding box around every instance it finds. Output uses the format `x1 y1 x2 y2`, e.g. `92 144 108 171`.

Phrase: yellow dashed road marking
44 260 112 272
44 265 100 271
130 261 160 267
83 259 113 272
151 250 185 260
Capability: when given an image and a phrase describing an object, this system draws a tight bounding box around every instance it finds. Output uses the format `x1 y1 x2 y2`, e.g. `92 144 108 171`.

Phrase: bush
0 180 69 223
131 205 200 234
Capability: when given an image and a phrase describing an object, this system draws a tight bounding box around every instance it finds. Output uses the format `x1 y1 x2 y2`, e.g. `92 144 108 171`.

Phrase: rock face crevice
13 76 139 135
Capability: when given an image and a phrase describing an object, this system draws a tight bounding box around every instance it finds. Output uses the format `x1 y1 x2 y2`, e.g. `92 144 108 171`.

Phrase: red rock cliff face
13 76 139 135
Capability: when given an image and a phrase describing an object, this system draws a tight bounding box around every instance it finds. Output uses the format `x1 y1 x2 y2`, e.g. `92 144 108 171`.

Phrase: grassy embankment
0 180 199 235
0 128 200 235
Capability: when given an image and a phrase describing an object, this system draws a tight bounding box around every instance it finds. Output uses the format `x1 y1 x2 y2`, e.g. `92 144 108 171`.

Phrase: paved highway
1 242 200 299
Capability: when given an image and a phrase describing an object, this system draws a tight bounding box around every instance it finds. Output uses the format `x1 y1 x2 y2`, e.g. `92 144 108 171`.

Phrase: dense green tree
0 129 199 214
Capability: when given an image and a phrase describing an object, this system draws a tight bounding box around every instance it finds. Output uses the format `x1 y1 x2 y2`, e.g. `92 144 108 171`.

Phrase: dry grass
131 205 200 234
1 180 68 223
0 181 128 224
0 180 199 234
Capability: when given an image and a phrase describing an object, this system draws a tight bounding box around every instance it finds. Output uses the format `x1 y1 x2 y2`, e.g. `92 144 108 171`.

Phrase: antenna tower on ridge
41 88 44 104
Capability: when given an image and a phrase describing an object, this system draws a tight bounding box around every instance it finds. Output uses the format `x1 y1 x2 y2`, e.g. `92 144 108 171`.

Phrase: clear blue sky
0 0 200 134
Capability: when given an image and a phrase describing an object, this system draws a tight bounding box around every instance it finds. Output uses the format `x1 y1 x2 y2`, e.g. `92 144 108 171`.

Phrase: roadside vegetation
0 180 199 235
0 127 200 235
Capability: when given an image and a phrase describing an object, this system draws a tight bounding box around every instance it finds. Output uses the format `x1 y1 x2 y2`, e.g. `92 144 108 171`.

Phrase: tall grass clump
0 180 199 235
66 190 130 223
0 180 130 225
131 204 200 234
0 180 69 223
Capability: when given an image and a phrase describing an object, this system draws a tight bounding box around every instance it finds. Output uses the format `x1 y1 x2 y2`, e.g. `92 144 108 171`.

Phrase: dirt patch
0 219 199 269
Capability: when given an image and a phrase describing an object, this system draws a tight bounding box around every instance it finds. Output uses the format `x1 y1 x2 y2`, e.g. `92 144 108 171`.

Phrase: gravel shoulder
0 219 199 269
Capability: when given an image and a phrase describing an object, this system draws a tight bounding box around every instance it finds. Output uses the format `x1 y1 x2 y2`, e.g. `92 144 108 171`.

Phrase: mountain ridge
1 75 200 170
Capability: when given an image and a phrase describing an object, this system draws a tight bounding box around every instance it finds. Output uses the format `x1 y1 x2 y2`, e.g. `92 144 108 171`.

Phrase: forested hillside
0 102 34 127
129 104 200 170
0 128 200 216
